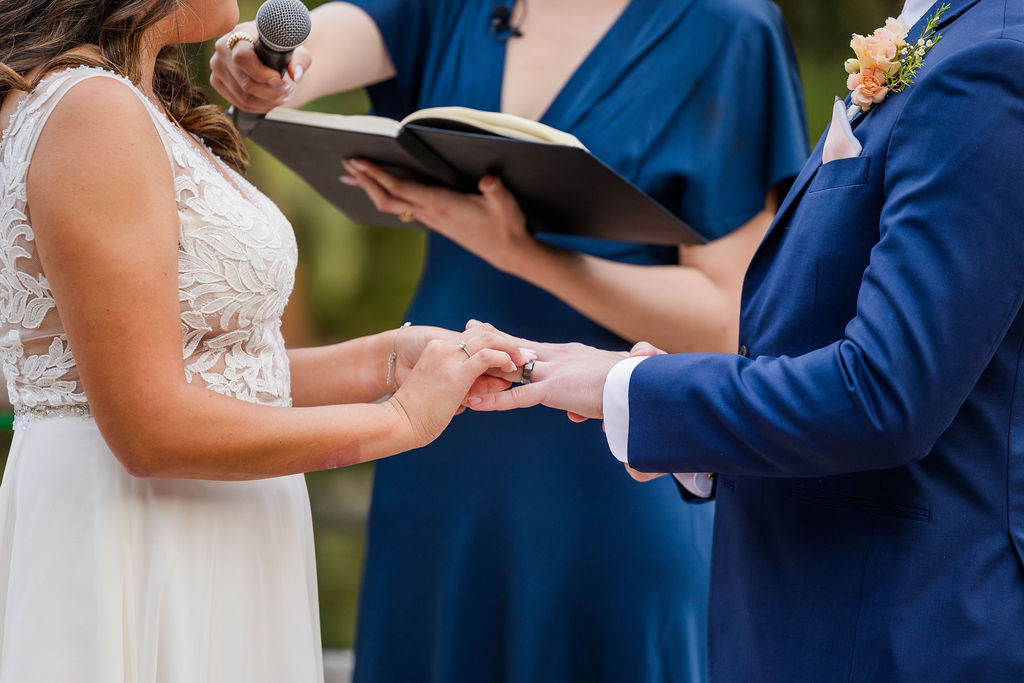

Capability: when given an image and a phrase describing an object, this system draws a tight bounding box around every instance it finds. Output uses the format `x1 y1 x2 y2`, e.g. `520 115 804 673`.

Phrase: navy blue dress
346 1 808 681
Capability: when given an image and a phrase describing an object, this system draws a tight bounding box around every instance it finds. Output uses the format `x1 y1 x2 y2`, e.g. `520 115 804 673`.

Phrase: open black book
248 106 705 246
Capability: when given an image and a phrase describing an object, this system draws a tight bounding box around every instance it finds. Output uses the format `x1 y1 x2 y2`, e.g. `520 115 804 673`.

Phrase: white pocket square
822 97 863 165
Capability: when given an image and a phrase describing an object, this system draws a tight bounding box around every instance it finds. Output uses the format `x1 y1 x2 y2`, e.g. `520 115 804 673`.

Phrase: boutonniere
843 4 949 118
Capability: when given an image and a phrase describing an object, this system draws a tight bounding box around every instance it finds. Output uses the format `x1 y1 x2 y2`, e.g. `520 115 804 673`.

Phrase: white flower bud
845 58 861 75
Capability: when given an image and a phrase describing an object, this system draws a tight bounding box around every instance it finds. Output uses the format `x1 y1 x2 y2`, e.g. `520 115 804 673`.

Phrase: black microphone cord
490 1 526 42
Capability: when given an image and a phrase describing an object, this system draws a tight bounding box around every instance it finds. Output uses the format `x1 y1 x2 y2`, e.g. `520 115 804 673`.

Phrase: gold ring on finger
226 32 256 51
399 208 415 223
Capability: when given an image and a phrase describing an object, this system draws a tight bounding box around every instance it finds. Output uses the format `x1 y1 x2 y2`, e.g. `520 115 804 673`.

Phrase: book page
401 107 587 150
263 108 402 137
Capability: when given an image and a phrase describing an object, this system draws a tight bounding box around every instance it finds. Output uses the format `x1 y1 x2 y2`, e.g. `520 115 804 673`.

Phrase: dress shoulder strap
7 66 176 171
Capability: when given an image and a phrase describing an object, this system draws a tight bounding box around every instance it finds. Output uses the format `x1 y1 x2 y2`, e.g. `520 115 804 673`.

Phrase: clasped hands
461 320 667 483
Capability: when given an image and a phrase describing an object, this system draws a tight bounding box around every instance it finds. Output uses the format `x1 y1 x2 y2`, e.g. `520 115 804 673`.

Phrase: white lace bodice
0 67 297 410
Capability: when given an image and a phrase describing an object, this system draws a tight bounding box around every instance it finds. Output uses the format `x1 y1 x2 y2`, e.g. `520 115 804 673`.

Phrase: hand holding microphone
211 0 311 136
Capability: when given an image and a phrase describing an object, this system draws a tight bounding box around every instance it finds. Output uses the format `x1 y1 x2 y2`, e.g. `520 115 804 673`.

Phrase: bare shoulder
27 73 175 223
26 71 178 240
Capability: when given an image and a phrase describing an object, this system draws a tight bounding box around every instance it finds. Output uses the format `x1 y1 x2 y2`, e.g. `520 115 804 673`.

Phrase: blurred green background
0 0 903 650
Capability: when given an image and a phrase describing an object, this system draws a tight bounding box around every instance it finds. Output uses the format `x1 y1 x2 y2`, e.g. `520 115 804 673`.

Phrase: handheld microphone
231 0 312 137
489 3 524 42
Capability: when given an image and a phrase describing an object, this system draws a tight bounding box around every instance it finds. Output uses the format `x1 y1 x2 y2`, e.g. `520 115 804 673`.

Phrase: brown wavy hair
0 0 248 172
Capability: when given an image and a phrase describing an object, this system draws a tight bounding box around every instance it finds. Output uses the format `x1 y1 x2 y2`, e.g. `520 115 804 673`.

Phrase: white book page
263 108 401 137
401 107 587 150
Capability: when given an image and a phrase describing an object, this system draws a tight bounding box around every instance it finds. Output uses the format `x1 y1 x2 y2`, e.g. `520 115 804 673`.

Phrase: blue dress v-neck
345 1 808 681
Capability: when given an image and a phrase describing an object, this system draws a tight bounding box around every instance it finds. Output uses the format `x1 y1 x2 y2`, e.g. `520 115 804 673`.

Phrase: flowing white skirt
0 416 323 682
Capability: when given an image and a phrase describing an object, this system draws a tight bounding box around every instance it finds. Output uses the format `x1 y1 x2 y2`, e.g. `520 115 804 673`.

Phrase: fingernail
350 159 368 171
339 174 359 186
293 64 304 82
468 396 482 407
519 348 538 360
480 176 497 191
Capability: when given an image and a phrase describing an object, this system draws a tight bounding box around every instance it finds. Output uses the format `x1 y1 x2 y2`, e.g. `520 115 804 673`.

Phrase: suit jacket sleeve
626 38 1024 477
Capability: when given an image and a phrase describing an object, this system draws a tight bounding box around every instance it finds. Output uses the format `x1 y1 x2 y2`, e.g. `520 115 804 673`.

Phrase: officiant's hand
341 160 543 274
210 21 311 114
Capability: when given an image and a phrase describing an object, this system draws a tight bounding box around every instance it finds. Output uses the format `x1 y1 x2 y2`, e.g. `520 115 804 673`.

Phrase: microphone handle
231 41 293 138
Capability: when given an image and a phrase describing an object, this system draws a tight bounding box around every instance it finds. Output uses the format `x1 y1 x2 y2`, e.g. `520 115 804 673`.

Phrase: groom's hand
625 466 665 482
467 340 626 418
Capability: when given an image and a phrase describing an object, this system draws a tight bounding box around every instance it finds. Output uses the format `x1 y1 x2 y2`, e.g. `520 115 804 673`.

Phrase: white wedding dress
0 67 323 682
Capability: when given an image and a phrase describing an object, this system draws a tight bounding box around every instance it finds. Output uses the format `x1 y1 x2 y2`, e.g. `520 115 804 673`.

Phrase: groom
472 0 1024 678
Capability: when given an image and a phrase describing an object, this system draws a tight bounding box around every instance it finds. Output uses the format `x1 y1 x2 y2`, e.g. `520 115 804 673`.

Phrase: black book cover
249 111 705 246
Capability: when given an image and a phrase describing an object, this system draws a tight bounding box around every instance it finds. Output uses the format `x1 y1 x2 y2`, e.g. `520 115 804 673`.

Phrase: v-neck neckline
495 0 638 126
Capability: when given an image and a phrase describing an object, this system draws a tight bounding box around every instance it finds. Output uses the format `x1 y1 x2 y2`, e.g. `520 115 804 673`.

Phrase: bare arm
492 200 776 354
209 2 395 113
28 79 519 481
344 162 778 354
286 321 519 407
287 335 392 407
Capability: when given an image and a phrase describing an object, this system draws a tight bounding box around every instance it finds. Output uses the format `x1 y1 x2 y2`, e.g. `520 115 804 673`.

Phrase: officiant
211 1 807 681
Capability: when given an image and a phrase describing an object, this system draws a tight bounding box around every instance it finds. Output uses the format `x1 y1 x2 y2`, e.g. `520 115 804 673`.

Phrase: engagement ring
457 341 472 358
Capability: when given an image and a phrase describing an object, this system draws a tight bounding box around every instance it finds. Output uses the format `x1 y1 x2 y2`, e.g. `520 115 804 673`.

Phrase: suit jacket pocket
789 486 931 522
807 156 870 193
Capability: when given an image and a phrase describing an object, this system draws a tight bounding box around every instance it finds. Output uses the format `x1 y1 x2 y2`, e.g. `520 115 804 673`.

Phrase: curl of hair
0 0 248 173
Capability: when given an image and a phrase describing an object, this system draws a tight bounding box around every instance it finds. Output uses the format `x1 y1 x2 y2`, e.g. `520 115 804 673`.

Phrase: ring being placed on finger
457 340 472 358
399 208 415 224
226 32 256 51
521 359 536 385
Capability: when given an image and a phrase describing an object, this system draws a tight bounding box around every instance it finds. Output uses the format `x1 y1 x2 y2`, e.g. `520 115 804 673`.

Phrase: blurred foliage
0 0 910 652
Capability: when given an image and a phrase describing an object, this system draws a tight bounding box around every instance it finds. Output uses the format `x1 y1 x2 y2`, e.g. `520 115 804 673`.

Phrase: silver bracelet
385 322 412 389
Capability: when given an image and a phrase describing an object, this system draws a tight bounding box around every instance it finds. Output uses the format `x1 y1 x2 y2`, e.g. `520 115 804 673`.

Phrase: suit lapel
748 0 982 271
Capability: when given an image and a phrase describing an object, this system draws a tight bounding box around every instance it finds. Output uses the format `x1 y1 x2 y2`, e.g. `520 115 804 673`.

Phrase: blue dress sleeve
679 1 808 239
341 0 435 117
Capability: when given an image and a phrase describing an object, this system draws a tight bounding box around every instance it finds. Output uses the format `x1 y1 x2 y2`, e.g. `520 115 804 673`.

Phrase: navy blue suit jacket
626 0 1024 679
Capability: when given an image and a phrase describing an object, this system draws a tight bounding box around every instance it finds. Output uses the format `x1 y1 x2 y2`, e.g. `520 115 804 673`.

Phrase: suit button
738 345 750 358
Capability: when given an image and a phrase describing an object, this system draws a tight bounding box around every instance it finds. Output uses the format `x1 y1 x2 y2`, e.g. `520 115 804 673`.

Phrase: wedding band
457 341 472 358
521 359 536 385
399 208 415 223
226 32 256 51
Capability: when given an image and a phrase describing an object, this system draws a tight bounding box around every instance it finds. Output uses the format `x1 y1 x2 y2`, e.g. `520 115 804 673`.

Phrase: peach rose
847 67 889 108
885 18 911 43
865 29 901 73
850 20 908 76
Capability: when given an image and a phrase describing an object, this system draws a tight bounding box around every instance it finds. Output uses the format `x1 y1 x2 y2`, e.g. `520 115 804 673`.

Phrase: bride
0 0 529 680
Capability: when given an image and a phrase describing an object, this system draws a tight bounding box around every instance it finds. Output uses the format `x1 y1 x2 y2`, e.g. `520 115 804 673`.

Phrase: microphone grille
256 0 312 52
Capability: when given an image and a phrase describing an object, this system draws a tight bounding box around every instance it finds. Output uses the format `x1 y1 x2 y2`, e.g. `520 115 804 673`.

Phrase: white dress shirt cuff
602 356 714 499
603 356 646 463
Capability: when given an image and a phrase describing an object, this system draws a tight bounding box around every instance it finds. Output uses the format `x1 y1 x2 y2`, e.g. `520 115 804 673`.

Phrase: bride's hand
387 329 523 447
393 324 535 396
